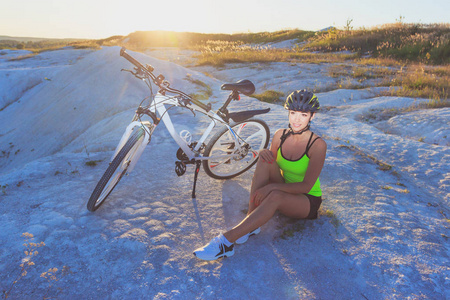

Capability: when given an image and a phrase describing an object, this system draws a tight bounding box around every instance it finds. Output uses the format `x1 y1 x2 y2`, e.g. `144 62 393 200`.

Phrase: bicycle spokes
207 121 268 176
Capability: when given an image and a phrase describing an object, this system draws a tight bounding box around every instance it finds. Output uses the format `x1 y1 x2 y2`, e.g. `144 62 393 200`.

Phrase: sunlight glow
0 0 449 39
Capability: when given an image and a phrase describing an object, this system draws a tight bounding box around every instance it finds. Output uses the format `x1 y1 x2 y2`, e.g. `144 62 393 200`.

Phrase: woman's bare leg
247 159 284 214
224 191 310 243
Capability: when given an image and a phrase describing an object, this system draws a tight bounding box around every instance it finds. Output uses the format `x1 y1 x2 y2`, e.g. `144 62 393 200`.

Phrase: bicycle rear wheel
203 119 270 180
87 127 146 211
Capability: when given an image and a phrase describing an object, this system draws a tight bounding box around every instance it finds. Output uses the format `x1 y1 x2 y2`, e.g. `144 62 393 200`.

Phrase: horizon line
2 21 449 41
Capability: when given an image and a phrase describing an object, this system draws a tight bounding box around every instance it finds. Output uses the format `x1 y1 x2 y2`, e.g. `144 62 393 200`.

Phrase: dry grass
194 40 357 67
380 64 449 105
7 53 38 61
231 29 315 44
251 90 285 103
356 57 402 67
305 23 450 64
193 23 449 67
123 30 314 49
327 64 396 79
69 41 102 50
2 23 448 66
325 61 448 105
184 75 213 100
0 38 107 54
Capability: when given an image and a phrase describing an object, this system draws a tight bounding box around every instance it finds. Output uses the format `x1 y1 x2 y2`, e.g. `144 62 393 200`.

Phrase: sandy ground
0 47 449 299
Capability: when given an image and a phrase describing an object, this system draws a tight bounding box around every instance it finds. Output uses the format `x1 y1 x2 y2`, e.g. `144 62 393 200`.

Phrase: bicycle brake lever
122 68 147 80
178 97 196 117
122 68 140 78
145 64 154 72
135 67 145 76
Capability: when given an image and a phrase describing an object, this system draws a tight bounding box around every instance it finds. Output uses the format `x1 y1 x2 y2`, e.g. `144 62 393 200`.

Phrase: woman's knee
262 190 284 207
255 160 283 182
252 159 272 182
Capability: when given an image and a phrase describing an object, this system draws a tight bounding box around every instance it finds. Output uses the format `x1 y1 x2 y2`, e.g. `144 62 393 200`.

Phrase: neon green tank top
276 132 322 197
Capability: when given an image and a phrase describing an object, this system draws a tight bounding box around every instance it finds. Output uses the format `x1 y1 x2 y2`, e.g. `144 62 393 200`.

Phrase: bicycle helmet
284 90 320 112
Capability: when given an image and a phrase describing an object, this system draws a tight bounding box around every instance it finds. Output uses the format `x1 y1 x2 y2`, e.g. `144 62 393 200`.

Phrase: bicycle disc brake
233 143 250 161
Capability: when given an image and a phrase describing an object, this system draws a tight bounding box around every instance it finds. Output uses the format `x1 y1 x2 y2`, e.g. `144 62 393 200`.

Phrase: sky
0 0 449 39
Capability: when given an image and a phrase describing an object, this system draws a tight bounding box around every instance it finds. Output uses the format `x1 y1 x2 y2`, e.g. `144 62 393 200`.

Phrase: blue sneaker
193 234 234 261
235 227 261 244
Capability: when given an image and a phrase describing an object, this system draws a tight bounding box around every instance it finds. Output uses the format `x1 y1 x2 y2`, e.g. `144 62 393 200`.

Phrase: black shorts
305 194 322 219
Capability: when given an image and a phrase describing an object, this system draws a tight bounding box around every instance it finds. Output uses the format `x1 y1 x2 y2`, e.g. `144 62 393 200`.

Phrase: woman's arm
258 129 284 163
252 138 327 205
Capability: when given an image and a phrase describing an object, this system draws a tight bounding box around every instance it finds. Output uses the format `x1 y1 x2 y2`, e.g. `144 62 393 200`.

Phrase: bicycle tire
87 128 146 211
203 119 270 180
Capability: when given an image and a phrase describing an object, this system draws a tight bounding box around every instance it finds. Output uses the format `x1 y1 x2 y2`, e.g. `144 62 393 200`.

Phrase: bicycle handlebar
120 47 211 112
120 47 155 78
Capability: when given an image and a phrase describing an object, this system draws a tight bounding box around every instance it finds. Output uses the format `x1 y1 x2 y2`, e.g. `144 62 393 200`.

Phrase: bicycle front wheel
87 127 146 211
203 119 270 180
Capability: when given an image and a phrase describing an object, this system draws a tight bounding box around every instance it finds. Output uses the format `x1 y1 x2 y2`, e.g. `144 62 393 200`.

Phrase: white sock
220 233 233 246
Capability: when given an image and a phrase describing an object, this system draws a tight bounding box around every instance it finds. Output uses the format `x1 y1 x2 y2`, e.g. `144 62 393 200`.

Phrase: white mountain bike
87 47 270 211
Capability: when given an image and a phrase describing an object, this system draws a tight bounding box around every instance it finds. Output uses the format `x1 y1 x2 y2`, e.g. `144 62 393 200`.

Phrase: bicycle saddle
221 79 255 96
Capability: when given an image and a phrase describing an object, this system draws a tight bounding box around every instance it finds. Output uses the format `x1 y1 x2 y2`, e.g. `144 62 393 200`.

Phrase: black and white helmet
284 90 320 112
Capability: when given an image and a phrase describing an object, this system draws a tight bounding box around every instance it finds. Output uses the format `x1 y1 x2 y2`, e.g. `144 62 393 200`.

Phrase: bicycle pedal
175 161 186 176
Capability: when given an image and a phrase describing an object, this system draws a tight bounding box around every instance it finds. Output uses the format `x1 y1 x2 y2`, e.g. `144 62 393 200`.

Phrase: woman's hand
259 149 275 164
251 184 274 207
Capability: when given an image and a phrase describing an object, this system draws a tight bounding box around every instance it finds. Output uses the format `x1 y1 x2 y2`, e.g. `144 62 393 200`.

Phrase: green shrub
85 160 102 167
381 65 449 104
251 90 284 103
185 75 213 100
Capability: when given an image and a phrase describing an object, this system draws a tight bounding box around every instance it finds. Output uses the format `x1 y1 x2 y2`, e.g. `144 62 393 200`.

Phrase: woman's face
289 110 314 132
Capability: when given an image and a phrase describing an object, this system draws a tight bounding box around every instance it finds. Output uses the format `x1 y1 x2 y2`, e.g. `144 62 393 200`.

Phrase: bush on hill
1 24 448 65
305 23 450 64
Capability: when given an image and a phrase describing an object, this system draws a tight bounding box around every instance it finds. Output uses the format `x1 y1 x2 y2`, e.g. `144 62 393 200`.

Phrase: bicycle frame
110 89 239 172
151 93 230 160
